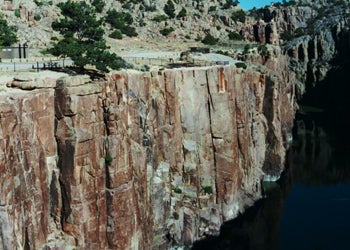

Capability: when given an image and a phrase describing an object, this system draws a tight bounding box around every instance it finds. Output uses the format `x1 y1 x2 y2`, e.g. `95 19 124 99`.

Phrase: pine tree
50 1 123 72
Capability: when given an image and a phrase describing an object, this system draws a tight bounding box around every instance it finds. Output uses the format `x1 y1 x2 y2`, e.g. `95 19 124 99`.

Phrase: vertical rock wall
0 65 296 249
0 88 62 249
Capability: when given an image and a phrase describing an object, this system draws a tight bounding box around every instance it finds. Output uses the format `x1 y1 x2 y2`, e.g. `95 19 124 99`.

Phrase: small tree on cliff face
50 0 123 72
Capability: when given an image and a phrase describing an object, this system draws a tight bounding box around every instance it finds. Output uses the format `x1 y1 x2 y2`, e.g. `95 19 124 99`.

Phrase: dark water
192 110 350 250
192 62 350 250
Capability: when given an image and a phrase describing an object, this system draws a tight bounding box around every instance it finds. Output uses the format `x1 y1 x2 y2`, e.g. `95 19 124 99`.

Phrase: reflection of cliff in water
192 111 349 250
192 61 350 250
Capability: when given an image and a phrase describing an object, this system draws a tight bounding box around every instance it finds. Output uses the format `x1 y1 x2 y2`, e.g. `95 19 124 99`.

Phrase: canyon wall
0 63 296 249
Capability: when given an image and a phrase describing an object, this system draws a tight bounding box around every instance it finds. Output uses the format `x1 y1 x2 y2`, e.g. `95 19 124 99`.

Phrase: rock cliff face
242 0 350 95
0 61 296 249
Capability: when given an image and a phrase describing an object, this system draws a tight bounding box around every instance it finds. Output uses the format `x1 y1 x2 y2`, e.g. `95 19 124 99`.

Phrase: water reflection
192 108 350 250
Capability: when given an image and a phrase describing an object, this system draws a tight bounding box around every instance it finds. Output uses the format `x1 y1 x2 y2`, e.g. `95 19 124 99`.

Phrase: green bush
195 35 202 42
281 31 294 41
177 7 187 19
231 9 246 23
235 62 247 69
34 0 43 6
164 0 175 18
202 34 218 45
105 152 113 165
145 5 157 12
222 0 234 9
14 9 20 18
294 27 305 37
160 27 174 36
202 185 213 194
228 31 243 40
243 44 250 54
91 0 105 13
109 30 123 39
34 14 41 21
153 15 168 22
173 187 182 194
258 44 270 60
208 6 216 12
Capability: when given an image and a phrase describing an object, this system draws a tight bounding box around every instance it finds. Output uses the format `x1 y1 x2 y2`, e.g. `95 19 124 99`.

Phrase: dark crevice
206 71 218 204
307 39 315 61
24 228 30 250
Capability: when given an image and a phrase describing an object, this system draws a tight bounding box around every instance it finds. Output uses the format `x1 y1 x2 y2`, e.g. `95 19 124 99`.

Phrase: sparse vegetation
34 0 44 7
34 14 41 21
228 31 243 40
222 0 239 9
202 33 218 45
0 15 18 46
235 62 247 69
202 185 213 194
177 7 187 19
164 0 176 18
173 186 182 194
14 9 20 18
105 152 113 165
208 6 216 12
152 14 168 22
281 30 294 41
243 44 250 54
258 44 270 60
91 0 105 13
160 27 174 36
231 9 246 23
109 30 123 39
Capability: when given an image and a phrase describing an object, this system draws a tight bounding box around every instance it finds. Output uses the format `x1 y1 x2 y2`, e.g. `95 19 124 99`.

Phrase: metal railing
0 57 71 72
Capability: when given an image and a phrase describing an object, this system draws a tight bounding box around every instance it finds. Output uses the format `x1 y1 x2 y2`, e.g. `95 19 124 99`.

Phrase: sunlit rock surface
0 64 296 249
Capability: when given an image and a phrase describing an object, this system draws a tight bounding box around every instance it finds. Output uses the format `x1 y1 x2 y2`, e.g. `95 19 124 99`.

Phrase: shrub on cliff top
235 62 247 69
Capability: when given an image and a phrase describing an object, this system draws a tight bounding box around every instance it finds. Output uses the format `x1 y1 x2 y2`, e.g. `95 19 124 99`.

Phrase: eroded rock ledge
0 64 296 249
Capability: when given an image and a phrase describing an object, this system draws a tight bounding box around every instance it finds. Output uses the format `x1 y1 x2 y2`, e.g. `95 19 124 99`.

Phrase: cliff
242 0 350 94
0 58 296 249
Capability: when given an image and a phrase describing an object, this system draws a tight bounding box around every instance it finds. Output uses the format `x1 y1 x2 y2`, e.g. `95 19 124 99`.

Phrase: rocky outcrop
284 16 349 94
242 0 350 96
0 61 296 249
